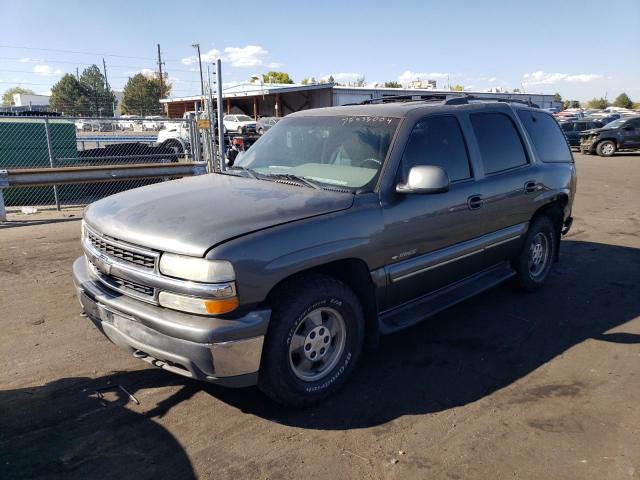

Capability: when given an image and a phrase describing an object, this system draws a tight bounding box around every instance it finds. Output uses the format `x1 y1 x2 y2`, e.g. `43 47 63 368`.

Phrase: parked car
580 116 640 156
118 115 141 131
74 119 91 131
560 119 605 147
257 116 280 135
143 116 164 131
224 114 257 134
74 99 576 406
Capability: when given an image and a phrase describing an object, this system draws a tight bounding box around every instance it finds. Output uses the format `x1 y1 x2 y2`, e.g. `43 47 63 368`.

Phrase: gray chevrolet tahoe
73 96 576 406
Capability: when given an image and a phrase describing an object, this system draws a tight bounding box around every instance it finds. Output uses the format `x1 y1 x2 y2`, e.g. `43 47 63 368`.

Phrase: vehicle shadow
0 369 198 480
1 240 638 478
201 239 640 429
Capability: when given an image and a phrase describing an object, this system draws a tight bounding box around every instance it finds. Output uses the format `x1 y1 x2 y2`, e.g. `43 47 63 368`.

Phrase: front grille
87 230 155 269
110 276 155 297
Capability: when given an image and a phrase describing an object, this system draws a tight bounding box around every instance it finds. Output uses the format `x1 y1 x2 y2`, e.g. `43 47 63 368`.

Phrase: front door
620 118 640 148
380 114 487 309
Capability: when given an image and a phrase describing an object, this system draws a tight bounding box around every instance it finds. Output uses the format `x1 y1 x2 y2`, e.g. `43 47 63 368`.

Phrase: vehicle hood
84 173 354 257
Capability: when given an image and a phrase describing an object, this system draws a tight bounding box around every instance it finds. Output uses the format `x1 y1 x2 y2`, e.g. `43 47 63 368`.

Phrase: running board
379 262 516 334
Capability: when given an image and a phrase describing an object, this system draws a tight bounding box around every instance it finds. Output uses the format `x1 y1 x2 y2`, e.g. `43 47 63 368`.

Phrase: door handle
524 181 537 193
467 194 483 210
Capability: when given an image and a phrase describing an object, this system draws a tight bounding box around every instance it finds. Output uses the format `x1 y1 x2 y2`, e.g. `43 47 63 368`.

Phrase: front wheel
258 274 364 407
513 216 557 292
596 140 616 157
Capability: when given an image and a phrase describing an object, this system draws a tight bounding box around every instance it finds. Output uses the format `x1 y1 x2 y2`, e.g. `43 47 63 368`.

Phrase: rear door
465 110 535 261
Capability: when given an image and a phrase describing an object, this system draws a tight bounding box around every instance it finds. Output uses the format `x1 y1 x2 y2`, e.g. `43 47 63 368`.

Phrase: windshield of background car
236 115 400 189
604 119 625 129
236 115 253 122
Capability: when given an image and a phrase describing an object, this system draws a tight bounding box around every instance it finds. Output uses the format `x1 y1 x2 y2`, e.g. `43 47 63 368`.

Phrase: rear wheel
258 274 364 407
513 216 557 292
596 140 616 157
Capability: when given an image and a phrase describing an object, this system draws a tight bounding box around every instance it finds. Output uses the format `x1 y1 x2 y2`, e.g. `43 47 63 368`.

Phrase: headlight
159 253 235 283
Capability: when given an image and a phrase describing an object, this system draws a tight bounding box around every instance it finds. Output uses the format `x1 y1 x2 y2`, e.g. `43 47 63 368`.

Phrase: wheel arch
161 138 187 151
263 258 380 350
531 195 569 261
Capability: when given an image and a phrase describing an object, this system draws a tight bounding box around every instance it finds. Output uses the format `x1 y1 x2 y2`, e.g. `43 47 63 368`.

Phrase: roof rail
446 95 540 108
355 93 457 105
343 93 540 108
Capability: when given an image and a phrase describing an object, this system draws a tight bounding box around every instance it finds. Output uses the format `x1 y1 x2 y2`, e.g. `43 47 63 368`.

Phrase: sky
1 0 639 102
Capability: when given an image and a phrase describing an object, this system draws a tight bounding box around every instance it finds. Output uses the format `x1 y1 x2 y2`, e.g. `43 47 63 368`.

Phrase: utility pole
192 43 205 100
216 58 225 170
102 58 110 91
101 58 111 116
157 43 165 100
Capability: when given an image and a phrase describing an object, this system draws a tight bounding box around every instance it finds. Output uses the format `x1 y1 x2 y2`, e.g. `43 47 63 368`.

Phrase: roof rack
452 95 540 108
348 93 540 109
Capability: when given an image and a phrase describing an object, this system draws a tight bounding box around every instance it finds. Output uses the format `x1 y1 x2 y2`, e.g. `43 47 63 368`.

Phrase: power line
0 45 189 64
0 44 155 60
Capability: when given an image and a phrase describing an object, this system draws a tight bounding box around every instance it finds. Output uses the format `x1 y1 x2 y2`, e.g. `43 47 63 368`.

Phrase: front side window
400 115 471 182
627 118 640 129
471 112 528 174
236 115 400 189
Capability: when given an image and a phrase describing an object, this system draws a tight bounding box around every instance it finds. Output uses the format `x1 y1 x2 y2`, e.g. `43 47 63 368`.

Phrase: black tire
513 215 557 292
161 140 183 162
596 140 616 157
258 273 365 407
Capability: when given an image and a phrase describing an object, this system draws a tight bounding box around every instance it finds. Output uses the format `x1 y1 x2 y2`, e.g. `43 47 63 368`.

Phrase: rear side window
517 110 573 163
470 112 528 174
401 115 471 182
561 123 574 132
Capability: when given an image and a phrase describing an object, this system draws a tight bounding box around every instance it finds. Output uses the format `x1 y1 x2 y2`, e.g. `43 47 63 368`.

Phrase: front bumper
580 137 597 153
73 257 270 387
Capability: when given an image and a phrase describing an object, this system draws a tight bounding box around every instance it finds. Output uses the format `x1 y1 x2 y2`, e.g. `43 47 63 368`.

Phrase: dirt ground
1 153 639 480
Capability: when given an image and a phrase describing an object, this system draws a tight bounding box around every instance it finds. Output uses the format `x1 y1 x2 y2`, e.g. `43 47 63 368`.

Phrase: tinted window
401 116 471 182
575 122 587 131
561 123 574 132
628 118 640 128
516 110 572 163
471 112 528 173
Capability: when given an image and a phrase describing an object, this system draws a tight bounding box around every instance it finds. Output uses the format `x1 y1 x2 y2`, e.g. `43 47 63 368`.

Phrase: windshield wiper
228 165 257 179
267 173 322 190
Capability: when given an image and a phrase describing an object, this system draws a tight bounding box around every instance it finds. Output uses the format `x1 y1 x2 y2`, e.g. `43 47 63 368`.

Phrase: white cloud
33 65 62 76
224 45 279 67
398 70 449 85
320 72 363 83
181 48 222 65
522 70 603 86
180 45 282 68
19 57 30 63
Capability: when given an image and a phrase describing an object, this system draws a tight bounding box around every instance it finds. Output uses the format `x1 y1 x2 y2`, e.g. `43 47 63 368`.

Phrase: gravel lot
1 152 639 480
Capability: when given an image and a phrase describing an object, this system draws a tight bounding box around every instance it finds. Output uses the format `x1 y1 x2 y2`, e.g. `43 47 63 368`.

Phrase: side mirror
396 165 450 194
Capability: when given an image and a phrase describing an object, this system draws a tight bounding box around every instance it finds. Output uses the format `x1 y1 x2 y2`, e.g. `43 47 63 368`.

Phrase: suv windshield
236 115 253 122
236 115 400 189
604 118 626 129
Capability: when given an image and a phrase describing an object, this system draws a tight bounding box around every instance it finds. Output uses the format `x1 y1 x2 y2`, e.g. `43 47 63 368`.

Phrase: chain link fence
0 115 211 213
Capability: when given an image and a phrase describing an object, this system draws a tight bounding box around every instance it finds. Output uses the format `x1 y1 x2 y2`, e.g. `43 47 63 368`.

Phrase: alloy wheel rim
288 306 346 381
528 232 550 278
602 143 614 155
